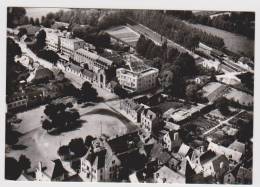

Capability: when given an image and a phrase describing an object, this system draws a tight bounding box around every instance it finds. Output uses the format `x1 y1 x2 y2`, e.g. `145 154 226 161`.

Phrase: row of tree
190 12 255 40
165 10 255 40
130 10 225 50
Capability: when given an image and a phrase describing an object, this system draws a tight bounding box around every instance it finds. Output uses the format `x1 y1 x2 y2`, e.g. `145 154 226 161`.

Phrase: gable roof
34 65 54 80
155 166 185 183
211 155 229 175
228 140 245 154
178 143 191 157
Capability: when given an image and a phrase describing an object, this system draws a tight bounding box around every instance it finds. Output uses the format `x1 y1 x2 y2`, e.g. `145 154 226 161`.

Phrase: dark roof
69 63 82 72
82 69 94 78
51 159 68 180
157 151 172 164
108 132 140 154
200 150 217 165
237 167 252 180
211 155 229 174
34 65 54 80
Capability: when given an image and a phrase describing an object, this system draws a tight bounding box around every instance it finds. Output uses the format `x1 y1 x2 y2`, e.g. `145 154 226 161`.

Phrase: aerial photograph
5 7 254 184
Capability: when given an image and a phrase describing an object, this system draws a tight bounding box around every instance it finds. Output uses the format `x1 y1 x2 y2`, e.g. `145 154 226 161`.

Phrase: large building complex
45 29 85 57
116 55 159 93
73 48 113 73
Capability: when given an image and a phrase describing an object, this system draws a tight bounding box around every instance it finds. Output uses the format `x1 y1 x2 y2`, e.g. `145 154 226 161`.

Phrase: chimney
38 161 42 173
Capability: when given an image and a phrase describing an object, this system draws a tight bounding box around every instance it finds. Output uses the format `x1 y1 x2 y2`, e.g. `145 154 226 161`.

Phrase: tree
58 145 70 156
85 135 94 147
18 155 31 173
215 97 230 116
17 28 27 39
114 85 128 98
69 138 86 157
35 29 46 50
7 7 26 28
29 17 35 25
175 53 196 76
42 119 53 133
35 18 40 26
80 81 98 102
186 84 199 101
66 102 73 108
5 157 22 180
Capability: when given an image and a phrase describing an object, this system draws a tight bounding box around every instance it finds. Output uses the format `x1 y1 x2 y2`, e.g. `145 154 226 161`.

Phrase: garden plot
106 26 140 47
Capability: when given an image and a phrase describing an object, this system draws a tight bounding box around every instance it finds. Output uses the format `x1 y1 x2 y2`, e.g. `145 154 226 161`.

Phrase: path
203 110 244 136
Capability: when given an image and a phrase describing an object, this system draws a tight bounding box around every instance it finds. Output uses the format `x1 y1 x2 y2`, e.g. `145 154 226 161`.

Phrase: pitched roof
82 69 94 78
211 155 229 175
34 65 54 80
51 159 68 180
236 167 252 180
68 63 82 72
228 140 245 154
178 143 191 157
199 150 217 165
155 166 185 183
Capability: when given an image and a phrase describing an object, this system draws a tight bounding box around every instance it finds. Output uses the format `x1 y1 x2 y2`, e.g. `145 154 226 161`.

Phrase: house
116 55 159 93
153 166 185 183
141 108 162 135
237 57 254 71
178 143 193 158
223 165 240 184
207 141 244 163
236 166 252 184
52 68 65 81
162 130 182 152
6 93 28 111
120 99 149 123
216 73 241 85
80 138 121 182
33 65 54 82
197 58 221 71
197 42 213 55
35 160 68 181
192 150 229 178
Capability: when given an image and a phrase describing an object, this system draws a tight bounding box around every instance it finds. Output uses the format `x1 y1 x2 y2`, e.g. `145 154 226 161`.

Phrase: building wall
116 68 158 93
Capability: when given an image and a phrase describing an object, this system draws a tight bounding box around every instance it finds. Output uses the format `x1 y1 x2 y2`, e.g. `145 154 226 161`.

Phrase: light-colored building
45 28 61 52
116 55 159 93
80 138 121 182
141 108 161 134
207 141 245 163
153 166 185 184
73 48 113 73
60 35 85 57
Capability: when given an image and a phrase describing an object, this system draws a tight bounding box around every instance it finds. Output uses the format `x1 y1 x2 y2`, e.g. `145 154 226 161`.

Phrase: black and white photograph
3 1 256 185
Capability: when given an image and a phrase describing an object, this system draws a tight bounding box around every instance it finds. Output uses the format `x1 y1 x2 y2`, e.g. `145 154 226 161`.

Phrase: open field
186 22 254 58
224 88 253 107
106 26 140 47
6 101 138 170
